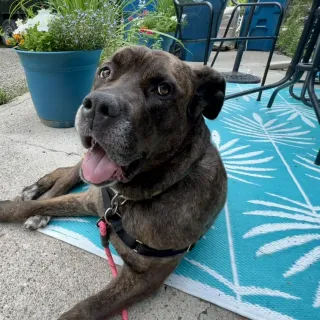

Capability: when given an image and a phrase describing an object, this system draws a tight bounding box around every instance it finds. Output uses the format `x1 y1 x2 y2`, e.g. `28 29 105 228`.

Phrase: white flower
13 9 55 34
37 24 49 32
13 21 29 34
33 9 55 32
15 18 24 27
170 14 186 22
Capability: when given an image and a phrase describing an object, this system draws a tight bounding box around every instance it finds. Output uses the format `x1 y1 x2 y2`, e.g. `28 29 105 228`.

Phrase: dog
0 46 227 320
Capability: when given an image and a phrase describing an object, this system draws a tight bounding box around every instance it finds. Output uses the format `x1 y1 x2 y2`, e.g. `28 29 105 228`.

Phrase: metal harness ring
104 193 124 221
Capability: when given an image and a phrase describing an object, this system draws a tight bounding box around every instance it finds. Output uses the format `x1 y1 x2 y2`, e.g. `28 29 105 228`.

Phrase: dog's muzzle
82 91 121 128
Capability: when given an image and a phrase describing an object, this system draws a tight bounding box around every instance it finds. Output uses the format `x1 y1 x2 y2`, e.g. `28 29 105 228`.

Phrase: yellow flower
19 39 25 45
13 34 21 41
6 38 15 45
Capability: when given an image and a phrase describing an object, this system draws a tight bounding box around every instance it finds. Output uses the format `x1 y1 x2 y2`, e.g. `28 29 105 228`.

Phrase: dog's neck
111 117 210 200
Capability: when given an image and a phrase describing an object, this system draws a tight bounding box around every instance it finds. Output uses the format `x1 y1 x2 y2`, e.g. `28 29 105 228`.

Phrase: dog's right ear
188 66 226 120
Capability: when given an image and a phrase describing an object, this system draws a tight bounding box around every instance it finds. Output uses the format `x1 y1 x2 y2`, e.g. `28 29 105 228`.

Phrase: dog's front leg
19 161 82 229
20 161 82 201
58 260 179 320
0 187 102 222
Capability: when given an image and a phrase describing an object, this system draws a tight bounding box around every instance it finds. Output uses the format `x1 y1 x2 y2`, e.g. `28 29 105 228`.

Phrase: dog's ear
189 66 226 120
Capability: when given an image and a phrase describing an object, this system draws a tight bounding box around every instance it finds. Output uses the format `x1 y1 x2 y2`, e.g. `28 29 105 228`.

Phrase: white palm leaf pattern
167 274 298 320
211 130 275 185
222 113 314 148
260 104 317 128
184 257 300 300
222 99 246 114
294 149 320 181
243 193 320 307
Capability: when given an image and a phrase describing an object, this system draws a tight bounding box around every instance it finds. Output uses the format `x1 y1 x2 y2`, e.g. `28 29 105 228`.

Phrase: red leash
97 219 129 320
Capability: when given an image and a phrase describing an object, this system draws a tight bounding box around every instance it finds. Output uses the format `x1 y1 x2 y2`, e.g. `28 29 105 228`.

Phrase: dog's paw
21 183 51 230
21 183 40 201
24 215 51 230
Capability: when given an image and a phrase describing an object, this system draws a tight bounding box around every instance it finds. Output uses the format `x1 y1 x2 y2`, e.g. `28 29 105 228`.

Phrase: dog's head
76 46 225 186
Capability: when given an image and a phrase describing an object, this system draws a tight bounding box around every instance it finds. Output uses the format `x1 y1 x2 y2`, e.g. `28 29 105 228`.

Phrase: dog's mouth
81 137 143 185
81 137 126 185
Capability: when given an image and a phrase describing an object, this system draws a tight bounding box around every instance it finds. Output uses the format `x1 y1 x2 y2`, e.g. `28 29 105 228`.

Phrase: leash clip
104 193 123 221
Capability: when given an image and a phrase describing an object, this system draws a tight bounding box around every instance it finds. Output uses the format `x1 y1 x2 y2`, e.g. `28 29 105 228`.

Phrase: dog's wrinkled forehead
112 46 156 69
95 46 193 94
113 46 181 72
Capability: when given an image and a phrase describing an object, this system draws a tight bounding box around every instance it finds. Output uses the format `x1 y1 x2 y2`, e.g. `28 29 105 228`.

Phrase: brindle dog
0 46 227 320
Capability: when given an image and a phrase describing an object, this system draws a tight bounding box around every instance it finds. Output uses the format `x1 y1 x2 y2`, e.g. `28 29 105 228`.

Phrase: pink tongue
82 146 120 184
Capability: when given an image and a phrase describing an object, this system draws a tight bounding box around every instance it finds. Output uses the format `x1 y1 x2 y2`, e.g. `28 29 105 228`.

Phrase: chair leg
315 150 320 166
306 71 320 165
266 70 305 108
257 2 284 102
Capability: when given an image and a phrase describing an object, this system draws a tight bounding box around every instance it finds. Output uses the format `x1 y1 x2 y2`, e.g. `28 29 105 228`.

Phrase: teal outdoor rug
39 84 320 320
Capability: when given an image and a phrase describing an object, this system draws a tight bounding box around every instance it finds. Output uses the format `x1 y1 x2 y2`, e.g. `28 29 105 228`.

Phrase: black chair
172 0 227 65
223 0 320 165
211 0 284 87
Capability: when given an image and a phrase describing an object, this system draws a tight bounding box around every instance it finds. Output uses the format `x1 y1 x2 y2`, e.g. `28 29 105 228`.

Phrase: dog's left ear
189 66 226 120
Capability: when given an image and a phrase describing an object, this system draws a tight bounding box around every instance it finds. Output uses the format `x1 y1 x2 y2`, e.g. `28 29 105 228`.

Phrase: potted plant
5 1 123 128
126 0 187 51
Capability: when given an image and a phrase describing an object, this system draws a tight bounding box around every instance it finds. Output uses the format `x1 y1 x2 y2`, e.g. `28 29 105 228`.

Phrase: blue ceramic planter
15 49 102 128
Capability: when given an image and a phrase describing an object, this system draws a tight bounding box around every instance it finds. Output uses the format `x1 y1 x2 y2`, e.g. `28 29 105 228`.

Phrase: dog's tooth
88 139 96 152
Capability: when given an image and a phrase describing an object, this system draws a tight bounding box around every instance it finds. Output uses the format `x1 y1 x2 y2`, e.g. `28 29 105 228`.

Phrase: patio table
220 0 262 84
224 0 320 165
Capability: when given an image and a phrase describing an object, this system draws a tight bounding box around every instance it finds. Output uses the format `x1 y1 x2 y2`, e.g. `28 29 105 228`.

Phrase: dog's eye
99 67 111 79
157 83 171 96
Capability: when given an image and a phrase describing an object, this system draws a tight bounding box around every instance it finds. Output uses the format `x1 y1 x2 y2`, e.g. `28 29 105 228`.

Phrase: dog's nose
82 91 120 121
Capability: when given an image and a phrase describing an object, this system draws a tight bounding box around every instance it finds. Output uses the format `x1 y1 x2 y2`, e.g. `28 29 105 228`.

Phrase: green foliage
0 89 9 105
139 12 158 29
277 0 312 57
0 83 28 105
155 0 176 17
9 1 128 51
47 0 113 13
129 0 183 34
10 0 116 15
100 21 166 60
227 0 247 6
117 0 184 54
20 24 54 51
47 9 118 51
10 0 43 18
10 0 180 58
138 12 177 33
100 24 139 60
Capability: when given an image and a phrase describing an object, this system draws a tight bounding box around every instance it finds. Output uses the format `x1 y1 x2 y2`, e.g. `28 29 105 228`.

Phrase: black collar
100 187 196 257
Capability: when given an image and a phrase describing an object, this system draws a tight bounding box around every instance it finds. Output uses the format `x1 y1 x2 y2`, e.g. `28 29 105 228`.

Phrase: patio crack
4 137 81 157
3 97 31 109
197 306 210 320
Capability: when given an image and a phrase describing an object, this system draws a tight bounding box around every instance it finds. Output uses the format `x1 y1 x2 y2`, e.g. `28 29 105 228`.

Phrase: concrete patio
0 48 290 320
